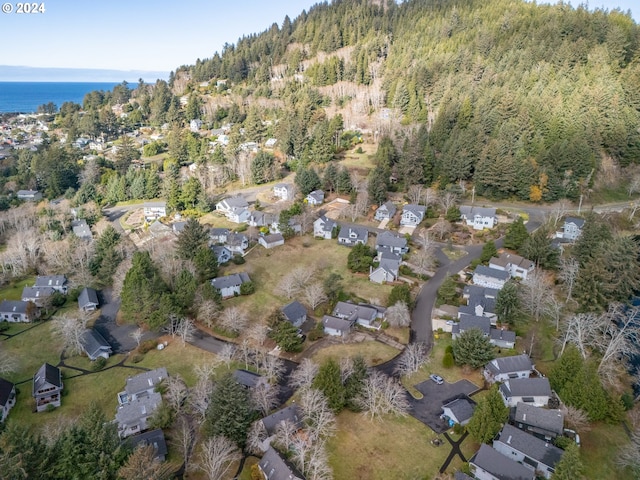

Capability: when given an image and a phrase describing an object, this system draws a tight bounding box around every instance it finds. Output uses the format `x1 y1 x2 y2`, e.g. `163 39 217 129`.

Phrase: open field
311 339 400 366
327 410 450 479
581 422 630 480
0 276 36 301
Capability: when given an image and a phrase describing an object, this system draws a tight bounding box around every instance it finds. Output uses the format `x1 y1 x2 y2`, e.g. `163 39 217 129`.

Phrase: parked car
430 374 444 385
563 428 581 447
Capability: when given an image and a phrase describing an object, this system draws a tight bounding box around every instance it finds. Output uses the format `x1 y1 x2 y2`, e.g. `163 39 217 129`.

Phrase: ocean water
0 82 122 113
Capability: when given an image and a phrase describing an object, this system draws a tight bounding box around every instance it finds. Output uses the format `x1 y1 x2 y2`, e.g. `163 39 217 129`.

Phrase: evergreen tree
335 167 353 194
204 373 256 447
295 167 322 195
452 328 495 368
368 166 389 206
176 217 209 260
520 227 559 269
572 214 612 266
172 269 198 312
313 358 346 412
479 241 497 264
347 243 375 273
388 284 412 308
269 320 303 352
467 385 508 443
344 356 369 410
251 151 278 185
437 275 458 305
495 280 520 324
323 162 339 193
504 216 529 251
552 443 584 480
193 246 219 282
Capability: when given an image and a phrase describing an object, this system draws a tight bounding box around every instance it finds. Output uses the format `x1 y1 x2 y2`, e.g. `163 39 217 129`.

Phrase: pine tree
313 358 346 412
176 218 209 260
552 443 584 480
467 385 508 443
503 216 529 250
495 280 520 324
452 328 495 368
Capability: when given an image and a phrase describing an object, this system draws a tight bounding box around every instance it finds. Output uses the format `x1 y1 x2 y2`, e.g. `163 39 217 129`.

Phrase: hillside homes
211 272 251 298
459 206 498 230
400 204 426 226
313 215 337 240
489 253 535 280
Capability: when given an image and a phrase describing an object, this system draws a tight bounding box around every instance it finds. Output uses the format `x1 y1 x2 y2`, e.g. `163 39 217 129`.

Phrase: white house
337 226 368 246
216 196 249 215
273 183 295 201
489 253 535 280
472 265 509 290
499 378 552 408
556 216 585 241
459 206 498 230
369 252 401 284
143 202 167 221
313 216 336 240
0 378 16 422
333 302 382 329
375 231 408 255
259 233 285 249
265 138 277 148
77 287 100 312
0 300 33 322
470 444 535 480
212 245 232 264
211 272 251 298
441 395 476 427
17 189 42 201
227 207 251 224
305 190 324 205
34 275 68 294
400 204 426 226
374 201 397 221
493 425 564 479
513 402 564 441
189 119 203 132
80 329 112 361
484 355 533 384
322 315 353 337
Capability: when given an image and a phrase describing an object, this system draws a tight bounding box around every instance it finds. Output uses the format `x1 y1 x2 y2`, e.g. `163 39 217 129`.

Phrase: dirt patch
323 198 351 220
123 209 145 229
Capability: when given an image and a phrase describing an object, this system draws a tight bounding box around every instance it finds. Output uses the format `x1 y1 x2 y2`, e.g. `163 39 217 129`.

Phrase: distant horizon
0 65 169 83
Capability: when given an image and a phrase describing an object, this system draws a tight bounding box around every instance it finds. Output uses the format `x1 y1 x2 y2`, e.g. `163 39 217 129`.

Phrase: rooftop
496 424 564 469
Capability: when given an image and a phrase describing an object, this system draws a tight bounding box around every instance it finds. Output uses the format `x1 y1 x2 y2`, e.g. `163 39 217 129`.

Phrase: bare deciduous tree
289 358 319 390
247 322 269 347
218 343 235 368
172 415 197 473
395 342 428 375
545 294 564 332
190 375 213 421
196 436 241 480
519 270 553 321
616 429 640 475
386 302 411 328
52 313 89 356
251 382 279 416
257 352 285 383
291 266 316 290
235 339 255 370
197 300 221 328
439 191 458 213
304 282 327 310
299 388 336 442
246 420 268 455
118 444 175 480
277 272 300 299
559 257 579 302
111 255 132 298
595 304 640 383
432 218 451 240
164 375 189 414
130 327 144 347
559 312 600 358
357 370 410 420
219 306 249 334
408 184 424 205
560 405 591 432
176 318 196 346
304 442 333 480
0 345 17 375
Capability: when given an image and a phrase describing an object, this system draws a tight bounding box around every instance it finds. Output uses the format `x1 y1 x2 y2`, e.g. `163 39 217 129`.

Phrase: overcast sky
0 0 636 76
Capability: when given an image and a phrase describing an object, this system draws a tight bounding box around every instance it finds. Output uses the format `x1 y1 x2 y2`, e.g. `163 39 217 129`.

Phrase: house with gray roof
305 189 324 205
258 405 304 451
490 328 516 349
211 272 251 298
21 286 55 307
337 226 368 246
125 429 168 461
322 315 353 337
0 300 33 322
212 245 232 265
172 221 186 234
259 446 306 480
459 206 498 230
122 367 168 403
216 195 249 214
489 253 535 280
512 402 564 441
452 315 492 338
209 227 230 244
143 202 167 222
0 378 16 422
499 378 552 408
116 392 163 438
400 204 426 226
259 233 285 249
80 329 112 361
374 201 397 221
470 444 535 480
17 189 42 201
282 301 307 328
233 369 268 389
273 183 295 201
441 395 476 427
463 284 498 300
249 211 277 228
454 473 474 480
375 231 408 255
71 219 92 240
313 215 336 240
34 275 68 294
33 363 63 412
369 252 401 284
226 232 249 254
556 217 585 241
78 287 99 312
473 265 509 290
333 301 380 329
484 355 533 384
493 424 564 479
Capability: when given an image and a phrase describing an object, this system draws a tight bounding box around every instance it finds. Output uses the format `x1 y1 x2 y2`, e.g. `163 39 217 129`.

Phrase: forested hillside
183 0 640 201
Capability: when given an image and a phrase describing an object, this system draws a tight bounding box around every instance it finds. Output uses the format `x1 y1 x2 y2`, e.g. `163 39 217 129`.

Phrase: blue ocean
0 82 122 113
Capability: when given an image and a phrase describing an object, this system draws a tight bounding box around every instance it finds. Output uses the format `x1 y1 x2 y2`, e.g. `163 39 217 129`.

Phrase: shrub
240 281 255 295
445 345 454 355
130 354 144 363
92 357 107 371
442 352 454 368
232 255 246 265
138 339 158 354
46 404 56 412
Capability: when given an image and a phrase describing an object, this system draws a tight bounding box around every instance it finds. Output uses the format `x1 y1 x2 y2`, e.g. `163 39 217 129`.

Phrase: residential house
400 204 426 227
459 206 498 230
216 196 250 223
148 220 171 237
212 245 232 265
209 228 230 244
143 202 167 222
306 190 324 205
369 252 401 284
337 226 368 246
512 402 564 441
441 395 476 427
556 217 585 242
120 368 168 404
333 301 381 329
226 232 249 255
227 207 251 224
493 424 564 479
0 378 16 422
472 265 509 290
282 301 307 328
126 429 168 461
483 355 533 384
270 217 302 236
265 138 277 148
313 215 337 240
489 253 535 280
375 231 408 255
0 300 33 322
452 315 492 339
33 363 63 412
116 392 163 438
249 211 277 228
190 119 203 132
463 285 498 301
500 378 552 408
35 275 68 294
17 189 42 201
469 444 535 480
259 233 285 249
374 201 397 221
233 369 269 389
172 221 186 234
323 315 353 337
490 328 516 349
211 272 251 298
71 219 92 240
21 286 55 307
273 183 295 201
258 405 303 451
78 287 99 312
259 446 306 480
80 329 112 361
458 295 497 324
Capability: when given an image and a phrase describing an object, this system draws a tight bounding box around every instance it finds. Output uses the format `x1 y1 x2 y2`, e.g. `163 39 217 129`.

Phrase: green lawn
311 340 400 367
581 422 630 480
0 276 36 301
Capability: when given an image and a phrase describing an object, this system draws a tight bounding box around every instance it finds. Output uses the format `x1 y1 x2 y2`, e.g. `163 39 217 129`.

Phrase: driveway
409 378 480 433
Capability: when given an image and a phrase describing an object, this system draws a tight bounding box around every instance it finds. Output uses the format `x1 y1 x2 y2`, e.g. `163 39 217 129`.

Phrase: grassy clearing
385 326 410 344
238 456 260 480
337 143 377 171
0 276 36 301
199 212 245 230
327 410 447 479
311 340 400 366
442 247 468 261
581 422 629 480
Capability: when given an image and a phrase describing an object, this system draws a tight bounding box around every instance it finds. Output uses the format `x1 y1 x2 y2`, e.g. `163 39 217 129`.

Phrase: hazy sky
0 0 637 75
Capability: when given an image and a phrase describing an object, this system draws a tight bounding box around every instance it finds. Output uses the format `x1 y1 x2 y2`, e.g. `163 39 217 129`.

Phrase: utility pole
578 194 583 214
471 186 475 204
